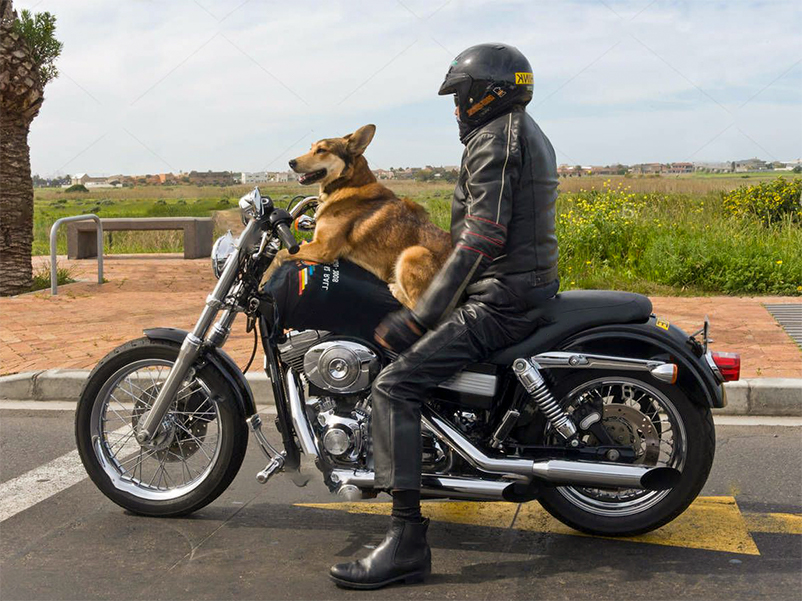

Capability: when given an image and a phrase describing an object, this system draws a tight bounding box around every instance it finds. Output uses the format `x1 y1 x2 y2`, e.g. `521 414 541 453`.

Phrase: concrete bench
67 217 214 259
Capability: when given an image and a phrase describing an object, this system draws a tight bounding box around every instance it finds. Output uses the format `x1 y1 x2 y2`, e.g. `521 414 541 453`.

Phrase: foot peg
257 456 285 483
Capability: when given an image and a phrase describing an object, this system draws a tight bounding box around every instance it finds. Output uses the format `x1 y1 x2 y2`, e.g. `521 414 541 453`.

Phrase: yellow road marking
743 512 802 535
298 496 800 556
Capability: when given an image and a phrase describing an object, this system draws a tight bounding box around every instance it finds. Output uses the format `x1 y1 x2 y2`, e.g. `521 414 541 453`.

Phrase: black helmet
439 43 533 137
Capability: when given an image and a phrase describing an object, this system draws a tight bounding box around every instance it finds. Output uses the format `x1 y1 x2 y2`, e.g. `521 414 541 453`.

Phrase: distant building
631 163 665 175
557 165 591 177
666 162 693 174
70 173 118 188
241 171 271 184
734 158 768 172
693 162 731 173
188 170 238 185
372 169 395 180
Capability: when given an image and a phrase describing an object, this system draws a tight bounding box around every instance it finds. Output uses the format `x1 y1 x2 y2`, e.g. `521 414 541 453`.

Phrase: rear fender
558 316 725 408
143 328 257 416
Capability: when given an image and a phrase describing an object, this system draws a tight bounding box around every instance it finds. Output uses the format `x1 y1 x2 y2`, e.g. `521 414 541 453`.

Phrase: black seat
489 290 652 364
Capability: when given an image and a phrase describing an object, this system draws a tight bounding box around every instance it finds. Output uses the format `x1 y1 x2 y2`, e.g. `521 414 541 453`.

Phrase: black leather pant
372 279 559 490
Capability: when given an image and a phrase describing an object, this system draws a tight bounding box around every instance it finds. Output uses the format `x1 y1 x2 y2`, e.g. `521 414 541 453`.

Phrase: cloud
19 0 802 175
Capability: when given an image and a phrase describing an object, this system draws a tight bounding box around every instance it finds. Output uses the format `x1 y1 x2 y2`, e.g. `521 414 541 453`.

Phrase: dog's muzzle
297 169 327 185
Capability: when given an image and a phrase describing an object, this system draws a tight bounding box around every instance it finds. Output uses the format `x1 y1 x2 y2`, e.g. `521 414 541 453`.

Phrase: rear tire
526 369 715 536
75 338 248 517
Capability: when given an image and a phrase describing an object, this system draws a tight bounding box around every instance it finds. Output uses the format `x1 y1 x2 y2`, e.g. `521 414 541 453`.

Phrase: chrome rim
89 359 223 501
551 377 687 517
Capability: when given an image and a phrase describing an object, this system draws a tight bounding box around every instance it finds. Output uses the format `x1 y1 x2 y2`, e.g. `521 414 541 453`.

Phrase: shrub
722 177 802 225
65 184 88 193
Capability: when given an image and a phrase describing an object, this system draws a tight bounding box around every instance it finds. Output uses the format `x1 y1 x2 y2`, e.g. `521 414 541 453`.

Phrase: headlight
238 188 264 225
211 231 237 278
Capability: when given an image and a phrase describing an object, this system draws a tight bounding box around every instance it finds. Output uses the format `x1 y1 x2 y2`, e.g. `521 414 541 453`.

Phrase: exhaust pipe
330 469 511 500
423 409 680 492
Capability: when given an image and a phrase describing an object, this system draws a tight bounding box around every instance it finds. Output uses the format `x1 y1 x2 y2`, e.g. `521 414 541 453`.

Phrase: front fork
135 221 258 444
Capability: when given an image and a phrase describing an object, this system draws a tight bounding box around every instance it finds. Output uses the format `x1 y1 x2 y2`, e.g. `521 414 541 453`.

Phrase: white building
241 171 292 183
241 171 271 184
69 173 118 188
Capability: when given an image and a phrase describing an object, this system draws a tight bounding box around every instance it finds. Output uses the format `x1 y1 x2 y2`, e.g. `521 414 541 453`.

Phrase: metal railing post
49 214 104 295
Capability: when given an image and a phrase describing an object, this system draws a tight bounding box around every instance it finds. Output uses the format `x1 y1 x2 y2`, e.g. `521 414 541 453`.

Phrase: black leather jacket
413 106 559 329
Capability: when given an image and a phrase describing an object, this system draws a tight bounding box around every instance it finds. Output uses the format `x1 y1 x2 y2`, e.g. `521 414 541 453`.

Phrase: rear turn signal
711 352 740 382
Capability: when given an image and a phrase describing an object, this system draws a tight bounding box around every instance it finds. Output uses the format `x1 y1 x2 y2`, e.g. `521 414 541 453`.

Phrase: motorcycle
75 188 740 536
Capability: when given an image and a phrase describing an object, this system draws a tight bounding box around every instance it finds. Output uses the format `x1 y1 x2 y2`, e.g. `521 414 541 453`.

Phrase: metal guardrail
49 215 103 295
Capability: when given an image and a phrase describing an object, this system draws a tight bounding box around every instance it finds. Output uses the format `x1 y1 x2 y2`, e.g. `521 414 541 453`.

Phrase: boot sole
330 569 430 590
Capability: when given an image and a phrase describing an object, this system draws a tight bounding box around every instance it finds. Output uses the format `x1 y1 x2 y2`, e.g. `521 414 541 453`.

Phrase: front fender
143 328 257 416
560 316 725 409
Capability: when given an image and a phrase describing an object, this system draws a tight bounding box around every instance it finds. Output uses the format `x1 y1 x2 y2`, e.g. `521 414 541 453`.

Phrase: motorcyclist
329 43 560 589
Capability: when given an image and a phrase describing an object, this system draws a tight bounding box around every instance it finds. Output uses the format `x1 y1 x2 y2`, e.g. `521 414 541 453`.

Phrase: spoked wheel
76 338 248 516
530 370 715 536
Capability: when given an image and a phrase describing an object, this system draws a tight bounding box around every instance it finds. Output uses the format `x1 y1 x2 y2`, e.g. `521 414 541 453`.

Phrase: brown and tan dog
271 124 451 309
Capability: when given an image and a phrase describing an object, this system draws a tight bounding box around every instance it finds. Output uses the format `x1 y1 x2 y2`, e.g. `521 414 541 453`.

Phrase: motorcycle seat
489 290 653 365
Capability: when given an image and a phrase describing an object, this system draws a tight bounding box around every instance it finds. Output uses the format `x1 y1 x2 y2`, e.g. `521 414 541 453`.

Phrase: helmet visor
438 72 472 97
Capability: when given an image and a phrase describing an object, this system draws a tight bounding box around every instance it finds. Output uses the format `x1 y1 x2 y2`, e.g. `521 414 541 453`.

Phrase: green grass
30 261 76 292
32 179 802 296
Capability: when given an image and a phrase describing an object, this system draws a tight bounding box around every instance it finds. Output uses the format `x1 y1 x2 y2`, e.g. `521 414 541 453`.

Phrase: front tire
527 370 715 536
75 338 248 517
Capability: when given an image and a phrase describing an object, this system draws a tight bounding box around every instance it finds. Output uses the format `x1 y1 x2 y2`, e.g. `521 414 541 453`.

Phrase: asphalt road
1 407 800 601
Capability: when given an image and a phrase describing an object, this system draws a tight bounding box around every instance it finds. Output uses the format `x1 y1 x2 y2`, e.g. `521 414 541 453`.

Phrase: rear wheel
523 370 715 536
75 338 248 517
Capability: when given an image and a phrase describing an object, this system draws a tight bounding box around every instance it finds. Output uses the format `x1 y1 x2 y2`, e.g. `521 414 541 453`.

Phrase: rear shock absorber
513 358 577 442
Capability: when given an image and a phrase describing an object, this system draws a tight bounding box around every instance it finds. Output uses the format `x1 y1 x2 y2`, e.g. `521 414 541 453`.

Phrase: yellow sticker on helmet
655 318 670 330
515 72 533 85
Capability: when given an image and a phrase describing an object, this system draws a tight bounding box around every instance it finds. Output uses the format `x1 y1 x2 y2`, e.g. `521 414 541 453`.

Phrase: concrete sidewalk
0 369 800 416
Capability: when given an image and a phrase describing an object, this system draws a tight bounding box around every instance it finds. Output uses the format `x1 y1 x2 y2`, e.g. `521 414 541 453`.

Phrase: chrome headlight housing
211 230 237 279
238 187 264 226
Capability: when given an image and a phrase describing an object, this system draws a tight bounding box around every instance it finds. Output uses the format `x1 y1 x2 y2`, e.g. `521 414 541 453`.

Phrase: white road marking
0 425 128 523
713 415 802 427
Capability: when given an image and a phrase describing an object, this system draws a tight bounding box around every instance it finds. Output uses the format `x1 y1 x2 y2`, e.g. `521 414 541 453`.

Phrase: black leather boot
329 517 431 589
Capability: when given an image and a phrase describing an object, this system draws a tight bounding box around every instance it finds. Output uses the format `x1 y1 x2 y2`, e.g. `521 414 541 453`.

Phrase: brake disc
601 404 660 465
130 385 209 463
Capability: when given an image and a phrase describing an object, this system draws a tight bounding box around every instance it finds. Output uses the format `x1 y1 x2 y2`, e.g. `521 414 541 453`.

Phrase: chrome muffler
422 409 680 492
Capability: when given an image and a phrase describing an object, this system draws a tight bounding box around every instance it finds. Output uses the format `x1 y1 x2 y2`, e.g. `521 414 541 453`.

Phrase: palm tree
0 0 62 295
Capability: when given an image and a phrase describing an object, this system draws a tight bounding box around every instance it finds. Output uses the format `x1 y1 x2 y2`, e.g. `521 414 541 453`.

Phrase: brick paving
1 256 800 378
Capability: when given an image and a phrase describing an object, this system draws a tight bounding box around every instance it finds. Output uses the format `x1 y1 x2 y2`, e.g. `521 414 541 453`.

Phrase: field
33 173 802 296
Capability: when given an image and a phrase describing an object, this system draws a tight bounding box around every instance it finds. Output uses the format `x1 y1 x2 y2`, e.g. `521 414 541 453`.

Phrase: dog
267 124 452 309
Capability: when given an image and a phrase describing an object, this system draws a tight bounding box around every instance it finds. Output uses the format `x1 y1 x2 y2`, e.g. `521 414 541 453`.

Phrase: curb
0 371 800 416
0 370 274 405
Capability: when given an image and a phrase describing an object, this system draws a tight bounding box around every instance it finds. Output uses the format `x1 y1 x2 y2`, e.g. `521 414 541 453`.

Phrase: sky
18 0 802 177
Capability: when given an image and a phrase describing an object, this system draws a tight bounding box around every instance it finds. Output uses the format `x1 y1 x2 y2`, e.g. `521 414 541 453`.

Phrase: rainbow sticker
298 263 315 295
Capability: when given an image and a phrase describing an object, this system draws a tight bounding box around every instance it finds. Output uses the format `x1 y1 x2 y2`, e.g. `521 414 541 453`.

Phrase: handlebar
269 209 300 254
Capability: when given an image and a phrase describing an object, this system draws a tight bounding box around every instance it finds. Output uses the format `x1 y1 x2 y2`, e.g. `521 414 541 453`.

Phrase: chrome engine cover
303 341 379 394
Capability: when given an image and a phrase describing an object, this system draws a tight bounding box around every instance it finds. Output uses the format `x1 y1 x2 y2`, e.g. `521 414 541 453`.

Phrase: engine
278 332 377 466
303 340 380 394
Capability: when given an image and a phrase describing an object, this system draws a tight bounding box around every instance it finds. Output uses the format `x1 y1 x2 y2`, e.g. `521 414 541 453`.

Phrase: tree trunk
0 0 44 296
0 112 35 295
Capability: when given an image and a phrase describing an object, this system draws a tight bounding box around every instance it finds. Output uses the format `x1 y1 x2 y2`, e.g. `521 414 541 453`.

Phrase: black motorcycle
75 188 740 536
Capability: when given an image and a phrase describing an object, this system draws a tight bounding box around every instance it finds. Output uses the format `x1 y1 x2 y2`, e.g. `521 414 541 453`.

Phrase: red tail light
711 352 740 382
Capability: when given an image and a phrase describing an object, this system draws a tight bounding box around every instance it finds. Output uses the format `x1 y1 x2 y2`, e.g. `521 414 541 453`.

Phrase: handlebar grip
276 222 300 254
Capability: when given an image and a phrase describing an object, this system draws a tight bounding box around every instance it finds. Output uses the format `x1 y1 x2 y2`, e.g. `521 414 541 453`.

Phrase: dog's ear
344 124 376 156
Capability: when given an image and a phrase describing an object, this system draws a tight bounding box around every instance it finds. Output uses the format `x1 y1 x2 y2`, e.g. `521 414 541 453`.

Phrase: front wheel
75 338 248 517
525 370 715 536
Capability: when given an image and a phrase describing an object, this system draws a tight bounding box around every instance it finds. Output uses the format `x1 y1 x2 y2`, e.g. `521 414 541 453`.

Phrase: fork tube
137 221 258 443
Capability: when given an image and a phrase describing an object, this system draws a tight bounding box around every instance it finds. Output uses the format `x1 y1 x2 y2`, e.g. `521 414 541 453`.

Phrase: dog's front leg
262 240 341 284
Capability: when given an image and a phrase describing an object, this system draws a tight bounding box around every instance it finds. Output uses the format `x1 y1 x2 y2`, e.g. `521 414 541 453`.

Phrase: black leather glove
374 309 427 354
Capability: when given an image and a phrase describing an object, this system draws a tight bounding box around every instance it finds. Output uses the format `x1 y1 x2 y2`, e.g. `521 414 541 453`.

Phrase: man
329 43 560 589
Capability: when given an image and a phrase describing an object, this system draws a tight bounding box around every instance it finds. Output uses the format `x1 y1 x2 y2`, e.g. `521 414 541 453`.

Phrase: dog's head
289 124 376 187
